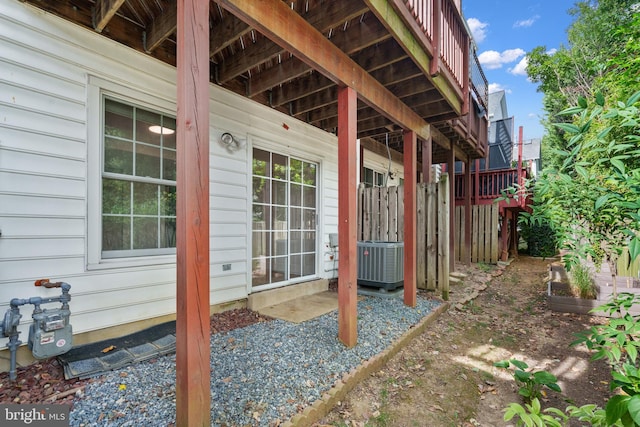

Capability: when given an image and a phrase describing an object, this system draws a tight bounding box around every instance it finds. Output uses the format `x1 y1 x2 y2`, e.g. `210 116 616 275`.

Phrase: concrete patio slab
256 291 339 323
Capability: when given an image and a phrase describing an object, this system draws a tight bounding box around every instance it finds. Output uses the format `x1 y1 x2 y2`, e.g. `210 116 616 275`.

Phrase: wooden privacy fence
357 174 451 295
454 204 499 264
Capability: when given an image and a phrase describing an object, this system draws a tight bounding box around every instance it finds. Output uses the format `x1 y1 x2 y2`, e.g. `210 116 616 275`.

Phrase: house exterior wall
0 1 341 341
358 145 405 187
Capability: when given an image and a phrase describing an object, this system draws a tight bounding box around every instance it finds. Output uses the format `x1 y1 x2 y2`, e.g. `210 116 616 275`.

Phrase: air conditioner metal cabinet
357 241 404 290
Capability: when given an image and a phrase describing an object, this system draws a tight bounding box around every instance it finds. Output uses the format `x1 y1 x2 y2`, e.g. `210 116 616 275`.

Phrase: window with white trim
101 97 177 258
362 167 385 187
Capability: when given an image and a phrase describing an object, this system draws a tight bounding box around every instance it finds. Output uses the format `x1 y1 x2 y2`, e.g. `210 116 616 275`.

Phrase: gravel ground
69 294 441 426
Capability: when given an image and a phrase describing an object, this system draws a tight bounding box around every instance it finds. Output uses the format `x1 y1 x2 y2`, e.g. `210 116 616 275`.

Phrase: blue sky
462 1 576 140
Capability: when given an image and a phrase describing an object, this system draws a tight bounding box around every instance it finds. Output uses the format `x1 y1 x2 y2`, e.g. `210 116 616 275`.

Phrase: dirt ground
315 256 614 427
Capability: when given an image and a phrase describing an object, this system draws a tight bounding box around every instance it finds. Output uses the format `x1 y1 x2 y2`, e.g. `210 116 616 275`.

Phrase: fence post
426 182 437 290
438 173 450 300
417 184 426 289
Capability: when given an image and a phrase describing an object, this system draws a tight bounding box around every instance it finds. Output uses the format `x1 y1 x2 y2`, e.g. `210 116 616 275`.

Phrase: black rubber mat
57 320 176 379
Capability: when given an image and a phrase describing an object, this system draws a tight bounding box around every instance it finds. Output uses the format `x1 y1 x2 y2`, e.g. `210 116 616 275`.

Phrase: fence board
426 184 437 290
398 188 405 242
380 187 389 241
416 185 426 289
471 206 478 262
438 174 450 300
618 248 640 278
372 188 381 240
357 181 448 298
454 204 499 264
389 186 398 242
484 204 491 262
490 203 499 263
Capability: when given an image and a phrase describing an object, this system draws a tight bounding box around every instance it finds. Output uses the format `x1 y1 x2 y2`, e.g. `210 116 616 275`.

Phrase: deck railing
403 0 488 112
454 168 529 207
470 49 488 113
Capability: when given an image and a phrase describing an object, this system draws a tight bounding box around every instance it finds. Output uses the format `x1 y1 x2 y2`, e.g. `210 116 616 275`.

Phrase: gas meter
0 279 73 380
28 306 72 359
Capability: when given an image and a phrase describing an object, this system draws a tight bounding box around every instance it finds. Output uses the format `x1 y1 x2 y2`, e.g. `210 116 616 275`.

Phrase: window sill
87 254 177 271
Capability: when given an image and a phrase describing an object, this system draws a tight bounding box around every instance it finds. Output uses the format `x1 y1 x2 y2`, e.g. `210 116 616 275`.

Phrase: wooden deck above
454 167 532 212
20 0 488 164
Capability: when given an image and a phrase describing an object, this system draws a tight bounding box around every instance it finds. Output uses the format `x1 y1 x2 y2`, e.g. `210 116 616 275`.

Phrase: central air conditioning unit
357 241 404 290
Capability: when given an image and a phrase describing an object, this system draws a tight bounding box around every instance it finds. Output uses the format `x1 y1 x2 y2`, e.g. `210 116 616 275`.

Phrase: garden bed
547 263 640 317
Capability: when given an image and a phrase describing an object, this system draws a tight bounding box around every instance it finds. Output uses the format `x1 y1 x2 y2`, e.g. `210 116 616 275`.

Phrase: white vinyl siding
0 0 340 340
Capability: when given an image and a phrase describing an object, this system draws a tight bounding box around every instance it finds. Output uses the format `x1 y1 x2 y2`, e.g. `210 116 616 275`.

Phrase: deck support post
175 0 211 425
447 147 456 272
464 159 472 265
403 130 417 307
337 86 358 348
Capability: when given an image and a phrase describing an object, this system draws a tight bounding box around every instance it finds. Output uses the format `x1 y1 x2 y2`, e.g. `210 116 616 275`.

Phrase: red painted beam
175 0 210 425
403 130 417 307
337 86 358 348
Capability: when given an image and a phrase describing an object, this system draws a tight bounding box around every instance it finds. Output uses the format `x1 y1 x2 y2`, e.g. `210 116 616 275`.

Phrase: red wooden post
176 0 210 425
464 159 472 265
337 86 358 348
447 148 456 272
422 137 432 183
403 130 417 307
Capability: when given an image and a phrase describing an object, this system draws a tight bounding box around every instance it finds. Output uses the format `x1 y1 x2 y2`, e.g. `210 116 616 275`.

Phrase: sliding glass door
251 148 317 288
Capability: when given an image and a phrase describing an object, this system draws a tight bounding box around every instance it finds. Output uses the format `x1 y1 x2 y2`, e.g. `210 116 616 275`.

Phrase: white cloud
466 17 489 43
488 83 511 94
547 48 558 55
478 48 526 69
513 15 540 28
508 56 528 76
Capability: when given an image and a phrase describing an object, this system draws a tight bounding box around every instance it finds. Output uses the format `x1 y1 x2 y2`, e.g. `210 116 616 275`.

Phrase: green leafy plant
571 293 640 425
494 359 561 403
523 90 640 296
565 404 616 427
571 293 640 370
519 220 558 258
506 293 640 426
504 398 567 427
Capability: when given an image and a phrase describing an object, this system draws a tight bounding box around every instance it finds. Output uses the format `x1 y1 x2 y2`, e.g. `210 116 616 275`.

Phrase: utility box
357 241 404 290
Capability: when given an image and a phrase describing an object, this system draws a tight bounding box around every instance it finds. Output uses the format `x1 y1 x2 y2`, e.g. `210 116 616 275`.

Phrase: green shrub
520 221 557 258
